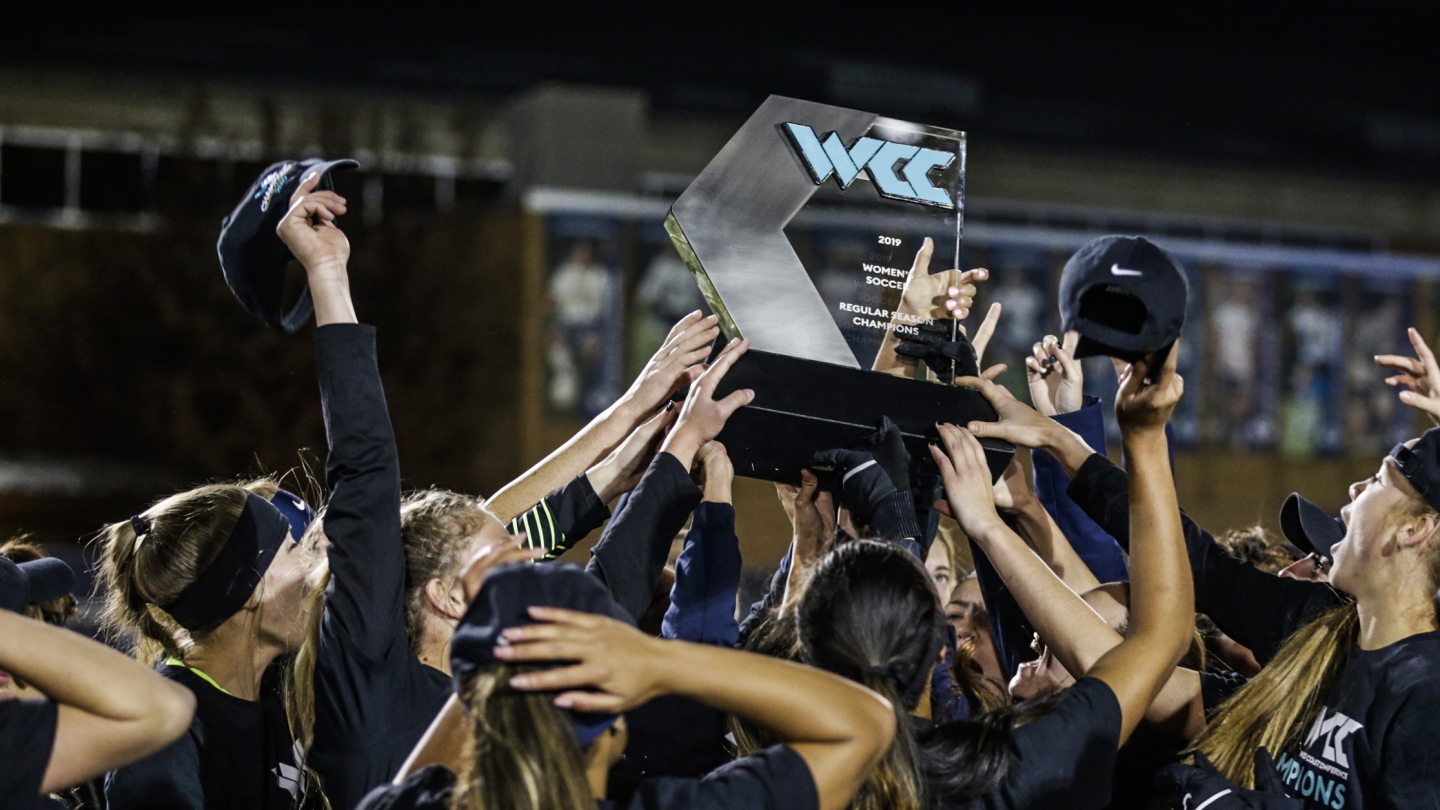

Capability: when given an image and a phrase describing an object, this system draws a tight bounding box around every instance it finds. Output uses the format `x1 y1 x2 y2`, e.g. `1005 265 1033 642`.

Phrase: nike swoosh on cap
1110 264 1143 276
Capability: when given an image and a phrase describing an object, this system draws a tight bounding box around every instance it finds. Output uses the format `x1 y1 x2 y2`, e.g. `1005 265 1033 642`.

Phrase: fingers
1411 327 1440 377
508 662 608 692
664 310 705 343
715 387 756 419
289 170 323 208
1400 389 1440 416
931 497 954 518
981 363 1007 382
953 374 1012 409
928 442 958 483
1387 373 1421 389
1062 330 1080 355
971 302 1001 361
671 314 720 354
553 691 625 713
1376 355 1424 375
911 237 934 276
696 338 749 391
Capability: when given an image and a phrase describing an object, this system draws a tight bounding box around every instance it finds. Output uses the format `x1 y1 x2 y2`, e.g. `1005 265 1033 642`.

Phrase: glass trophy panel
784 118 965 377
666 96 967 384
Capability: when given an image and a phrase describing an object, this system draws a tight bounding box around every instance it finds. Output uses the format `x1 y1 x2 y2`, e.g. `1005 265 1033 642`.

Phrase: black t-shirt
0 697 58 809
1270 630 1440 810
980 677 1123 810
356 744 818 810
105 665 303 810
307 325 453 810
1200 669 1249 714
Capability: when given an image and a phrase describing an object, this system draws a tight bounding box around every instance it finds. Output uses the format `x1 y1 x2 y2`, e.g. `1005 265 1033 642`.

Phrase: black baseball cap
1059 235 1189 361
1387 428 1440 514
1280 494 1345 561
450 562 630 746
0 556 75 614
218 158 359 332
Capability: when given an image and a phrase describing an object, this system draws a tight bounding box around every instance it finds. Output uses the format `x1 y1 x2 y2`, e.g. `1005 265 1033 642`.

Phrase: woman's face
946 577 1005 695
925 542 955 602
256 523 329 652
1331 446 1417 597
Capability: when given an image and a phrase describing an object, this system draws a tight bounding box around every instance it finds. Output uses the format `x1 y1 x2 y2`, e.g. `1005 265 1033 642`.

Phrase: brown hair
1216 525 1296 575
451 665 595 810
1193 493 1440 786
1 537 77 627
400 489 492 655
97 479 279 664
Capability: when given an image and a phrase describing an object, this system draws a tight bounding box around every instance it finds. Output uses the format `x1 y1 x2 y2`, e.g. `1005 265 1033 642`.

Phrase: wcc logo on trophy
664 95 1011 483
782 123 957 207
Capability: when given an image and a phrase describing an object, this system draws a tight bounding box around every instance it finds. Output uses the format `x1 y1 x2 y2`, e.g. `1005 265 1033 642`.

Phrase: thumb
715 388 755 419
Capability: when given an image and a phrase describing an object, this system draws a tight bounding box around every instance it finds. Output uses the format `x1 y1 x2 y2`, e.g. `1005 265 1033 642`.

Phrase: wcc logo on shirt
1274 707 1363 809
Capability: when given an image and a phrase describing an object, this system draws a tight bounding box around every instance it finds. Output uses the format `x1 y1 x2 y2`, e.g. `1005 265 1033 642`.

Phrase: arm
586 338 754 620
937 443 1208 737
278 173 404 659
1032 393 1130 583
503 607 896 810
487 312 720 522
507 405 674 559
992 453 1103 595
1066 453 1341 663
662 442 743 646
0 610 195 794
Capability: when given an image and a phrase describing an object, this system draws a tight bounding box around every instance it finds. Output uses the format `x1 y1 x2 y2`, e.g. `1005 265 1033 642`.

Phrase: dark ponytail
798 540 1030 807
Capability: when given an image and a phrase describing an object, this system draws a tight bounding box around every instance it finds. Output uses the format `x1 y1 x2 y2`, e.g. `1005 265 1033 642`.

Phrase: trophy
666 95 1013 482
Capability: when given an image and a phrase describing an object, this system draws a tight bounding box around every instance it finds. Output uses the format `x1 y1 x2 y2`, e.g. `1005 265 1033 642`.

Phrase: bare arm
0 610 196 793
779 470 836 616
487 312 720 522
1078 349 1194 741
992 453 1103 594
935 446 1205 738
503 607 896 810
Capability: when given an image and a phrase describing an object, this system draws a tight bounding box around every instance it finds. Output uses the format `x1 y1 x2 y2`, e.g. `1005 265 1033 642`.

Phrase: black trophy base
708 349 1015 484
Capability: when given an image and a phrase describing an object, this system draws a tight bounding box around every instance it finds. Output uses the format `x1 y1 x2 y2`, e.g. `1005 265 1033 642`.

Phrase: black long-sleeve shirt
586 452 702 622
1065 452 1343 664
307 325 452 810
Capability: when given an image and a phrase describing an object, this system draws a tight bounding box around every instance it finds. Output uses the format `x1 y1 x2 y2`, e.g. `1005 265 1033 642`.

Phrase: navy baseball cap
1059 235 1189 362
0 556 75 614
451 563 631 746
1280 494 1345 561
218 158 359 333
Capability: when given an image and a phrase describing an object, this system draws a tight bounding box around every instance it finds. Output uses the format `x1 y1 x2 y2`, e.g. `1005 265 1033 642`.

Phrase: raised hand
692 440 735 504
660 338 754 469
1114 341 1184 434
955 373 1062 450
970 302 1002 367
929 423 1006 539
277 171 350 275
1376 327 1440 427
499 606 668 713
898 237 987 322
620 311 721 418
1026 332 1084 416
586 404 679 502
